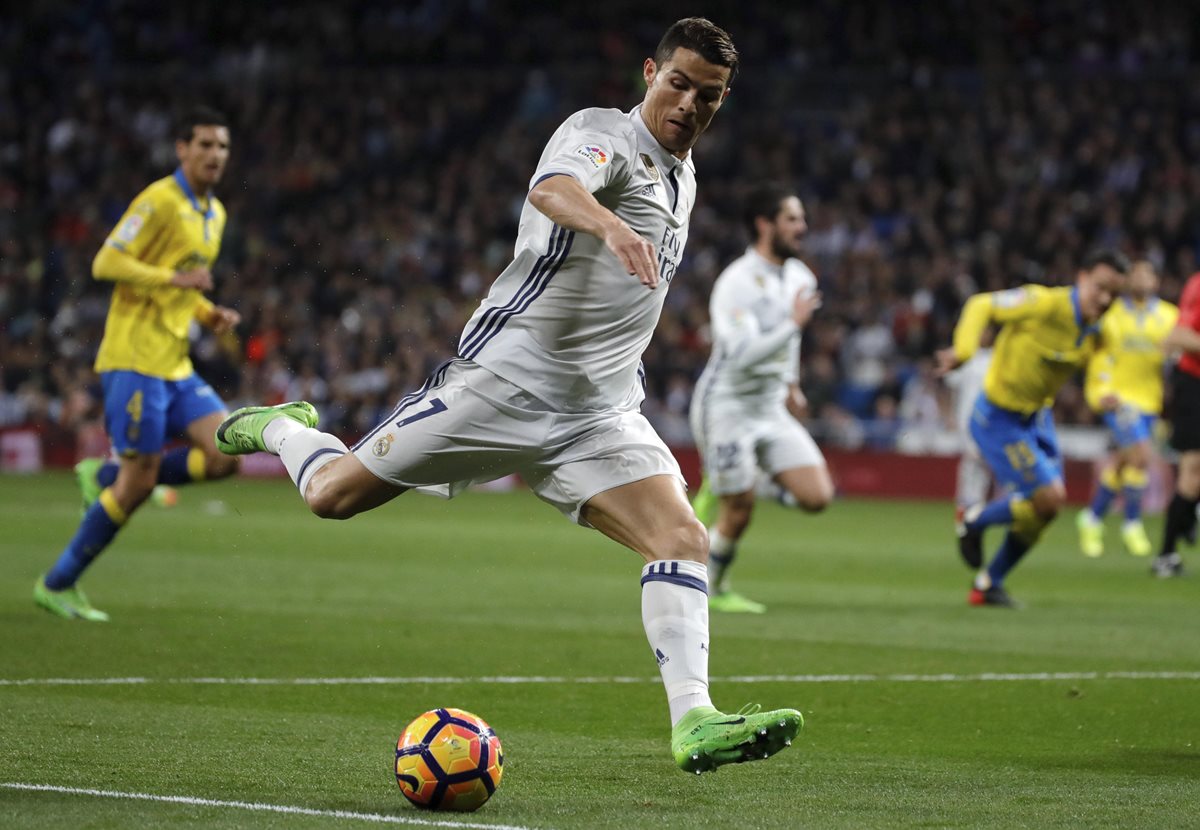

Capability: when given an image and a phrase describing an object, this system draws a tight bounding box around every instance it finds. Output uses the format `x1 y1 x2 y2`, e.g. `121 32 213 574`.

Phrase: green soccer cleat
1121 521 1153 557
74 457 105 512
215 401 319 455
671 703 803 774
709 589 767 614
33 577 110 622
1076 510 1104 558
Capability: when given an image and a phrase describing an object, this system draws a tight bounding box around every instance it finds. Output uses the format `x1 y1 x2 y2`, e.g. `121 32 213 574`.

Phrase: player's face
768 197 807 260
642 48 731 159
1127 261 1158 301
177 124 231 190
1077 264 1122 321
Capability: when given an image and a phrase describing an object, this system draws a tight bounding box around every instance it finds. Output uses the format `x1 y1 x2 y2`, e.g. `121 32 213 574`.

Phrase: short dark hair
743 183 795 240
175 106 228 143
1081 249 1131 275
654 18 739 87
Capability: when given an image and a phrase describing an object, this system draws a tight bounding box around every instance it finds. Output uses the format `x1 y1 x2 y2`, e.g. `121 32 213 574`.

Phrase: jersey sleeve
94 187 175 287
709 267 799 370
529 109 636 194
952 285 1049 362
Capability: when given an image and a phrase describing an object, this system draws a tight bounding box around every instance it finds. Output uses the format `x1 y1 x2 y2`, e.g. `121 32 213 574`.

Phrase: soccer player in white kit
688 185 831 613
216 18 802 774
944 344 994 525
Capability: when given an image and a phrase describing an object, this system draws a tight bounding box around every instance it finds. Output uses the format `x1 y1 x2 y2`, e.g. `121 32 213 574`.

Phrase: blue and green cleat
215 402 319 455
709 589 767 614
671 703 803 774
34 577 109 622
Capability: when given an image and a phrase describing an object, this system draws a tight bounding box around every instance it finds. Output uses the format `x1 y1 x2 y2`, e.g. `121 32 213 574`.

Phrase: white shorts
691 397 825 496
353 360 684 524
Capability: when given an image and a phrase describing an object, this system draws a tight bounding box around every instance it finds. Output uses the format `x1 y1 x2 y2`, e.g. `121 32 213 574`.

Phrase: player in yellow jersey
34 107 257 621
1076 260 1178 558
936 250 1128 607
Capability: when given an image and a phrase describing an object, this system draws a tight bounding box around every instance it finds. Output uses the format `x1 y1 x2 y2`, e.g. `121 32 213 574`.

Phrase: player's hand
207 306 241 334
172 268 213 291
791 290 822 326
1097 393 1121 412
604 222 660 289
787 387 809 420
934 348 961 377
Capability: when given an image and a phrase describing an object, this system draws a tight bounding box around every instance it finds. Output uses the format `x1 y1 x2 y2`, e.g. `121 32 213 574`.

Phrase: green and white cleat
215 402 318 455
74 457 105 512
1121 520 1153 557
34 577 109 622
691 477 717 527
671 703 803 774
709 589 767 614
1076 510 1104 558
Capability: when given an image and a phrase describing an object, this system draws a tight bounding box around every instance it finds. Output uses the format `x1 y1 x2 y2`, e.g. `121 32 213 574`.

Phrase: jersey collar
1070 286 1101 344
630 105 695 176
173 167 214 241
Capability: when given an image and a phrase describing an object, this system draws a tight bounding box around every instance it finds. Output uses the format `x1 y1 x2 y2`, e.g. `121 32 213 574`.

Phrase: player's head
1127 259 1159 301
642 18 738 159
175 106 230 190
744 184 807 262
1075 249 1130 321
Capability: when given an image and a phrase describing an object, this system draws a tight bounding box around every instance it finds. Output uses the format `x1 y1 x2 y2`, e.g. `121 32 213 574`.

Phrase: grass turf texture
1 472 1198 829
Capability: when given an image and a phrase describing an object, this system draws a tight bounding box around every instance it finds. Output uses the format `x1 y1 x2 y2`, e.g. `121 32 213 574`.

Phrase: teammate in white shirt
215 18 802 774
689 185 831 613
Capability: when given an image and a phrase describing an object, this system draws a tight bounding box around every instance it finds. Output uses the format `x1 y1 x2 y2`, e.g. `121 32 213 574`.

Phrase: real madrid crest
373 433 395 458
640 153 661 182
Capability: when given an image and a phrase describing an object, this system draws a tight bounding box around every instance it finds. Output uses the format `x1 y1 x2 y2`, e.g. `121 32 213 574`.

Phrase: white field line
0 782 535 830
1 671 1198 687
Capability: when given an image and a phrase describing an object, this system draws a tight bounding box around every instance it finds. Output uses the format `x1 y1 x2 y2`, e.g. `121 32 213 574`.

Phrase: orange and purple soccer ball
394 708 504 811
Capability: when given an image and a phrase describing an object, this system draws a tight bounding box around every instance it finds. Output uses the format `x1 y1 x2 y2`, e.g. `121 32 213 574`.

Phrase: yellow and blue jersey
93 168 226 380
1084 296 1178 416
953 284 1102 415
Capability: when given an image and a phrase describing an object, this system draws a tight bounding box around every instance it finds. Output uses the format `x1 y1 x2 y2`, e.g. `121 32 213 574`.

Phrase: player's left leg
581 476 802 773
1156 448 1200 577
1117 436 1154 557
708 490 766 613
1077 459 1120 558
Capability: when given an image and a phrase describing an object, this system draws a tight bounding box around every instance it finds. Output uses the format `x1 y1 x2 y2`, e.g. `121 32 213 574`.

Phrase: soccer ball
394 708 504 811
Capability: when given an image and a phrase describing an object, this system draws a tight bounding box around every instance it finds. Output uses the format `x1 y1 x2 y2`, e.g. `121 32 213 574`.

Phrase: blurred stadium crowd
3 1 1199 450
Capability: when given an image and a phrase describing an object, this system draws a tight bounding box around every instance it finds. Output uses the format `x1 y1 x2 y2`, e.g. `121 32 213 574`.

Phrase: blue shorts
969 394 1062 497
101 371 226 456
1102 406 1155 448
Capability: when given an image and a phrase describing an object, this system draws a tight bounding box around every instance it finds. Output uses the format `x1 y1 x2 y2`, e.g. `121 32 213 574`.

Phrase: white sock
707 529 737 592
641 560 713 725
276 427 349 498
263 417 306 454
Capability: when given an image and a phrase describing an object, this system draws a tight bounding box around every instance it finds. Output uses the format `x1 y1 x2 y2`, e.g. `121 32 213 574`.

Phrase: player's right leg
37 372 169 621
582 476 802 773
708 491 766 614
216 400 404 519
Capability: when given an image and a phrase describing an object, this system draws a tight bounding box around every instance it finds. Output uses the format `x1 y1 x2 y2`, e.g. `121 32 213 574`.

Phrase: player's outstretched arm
93 244 213 291
1165 323 1200 356
529 174 660 289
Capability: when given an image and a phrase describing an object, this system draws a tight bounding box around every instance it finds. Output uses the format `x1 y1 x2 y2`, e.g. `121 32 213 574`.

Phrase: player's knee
797 482 834 513
205 451 240 479
303 474 358 521
1032 485 1066 520
655 515 709 563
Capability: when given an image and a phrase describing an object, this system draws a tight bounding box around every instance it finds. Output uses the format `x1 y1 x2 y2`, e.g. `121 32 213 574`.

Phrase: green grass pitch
1 472 1198 828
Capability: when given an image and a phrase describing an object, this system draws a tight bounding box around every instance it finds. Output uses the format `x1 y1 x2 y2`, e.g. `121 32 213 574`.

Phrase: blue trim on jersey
969 394 1062 497
1102 407 1155 448
459 224 575 359
173 167 214 242
1070 286 1100 346
530 171 577 190
350 359 455 452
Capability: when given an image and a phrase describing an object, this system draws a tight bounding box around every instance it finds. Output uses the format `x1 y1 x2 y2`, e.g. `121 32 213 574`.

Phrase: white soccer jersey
458 105 696 413
694 249 818 406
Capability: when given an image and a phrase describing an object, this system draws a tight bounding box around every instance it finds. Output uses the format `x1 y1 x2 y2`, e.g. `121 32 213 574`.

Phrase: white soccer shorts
692 398 825 496
353 359 684 524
